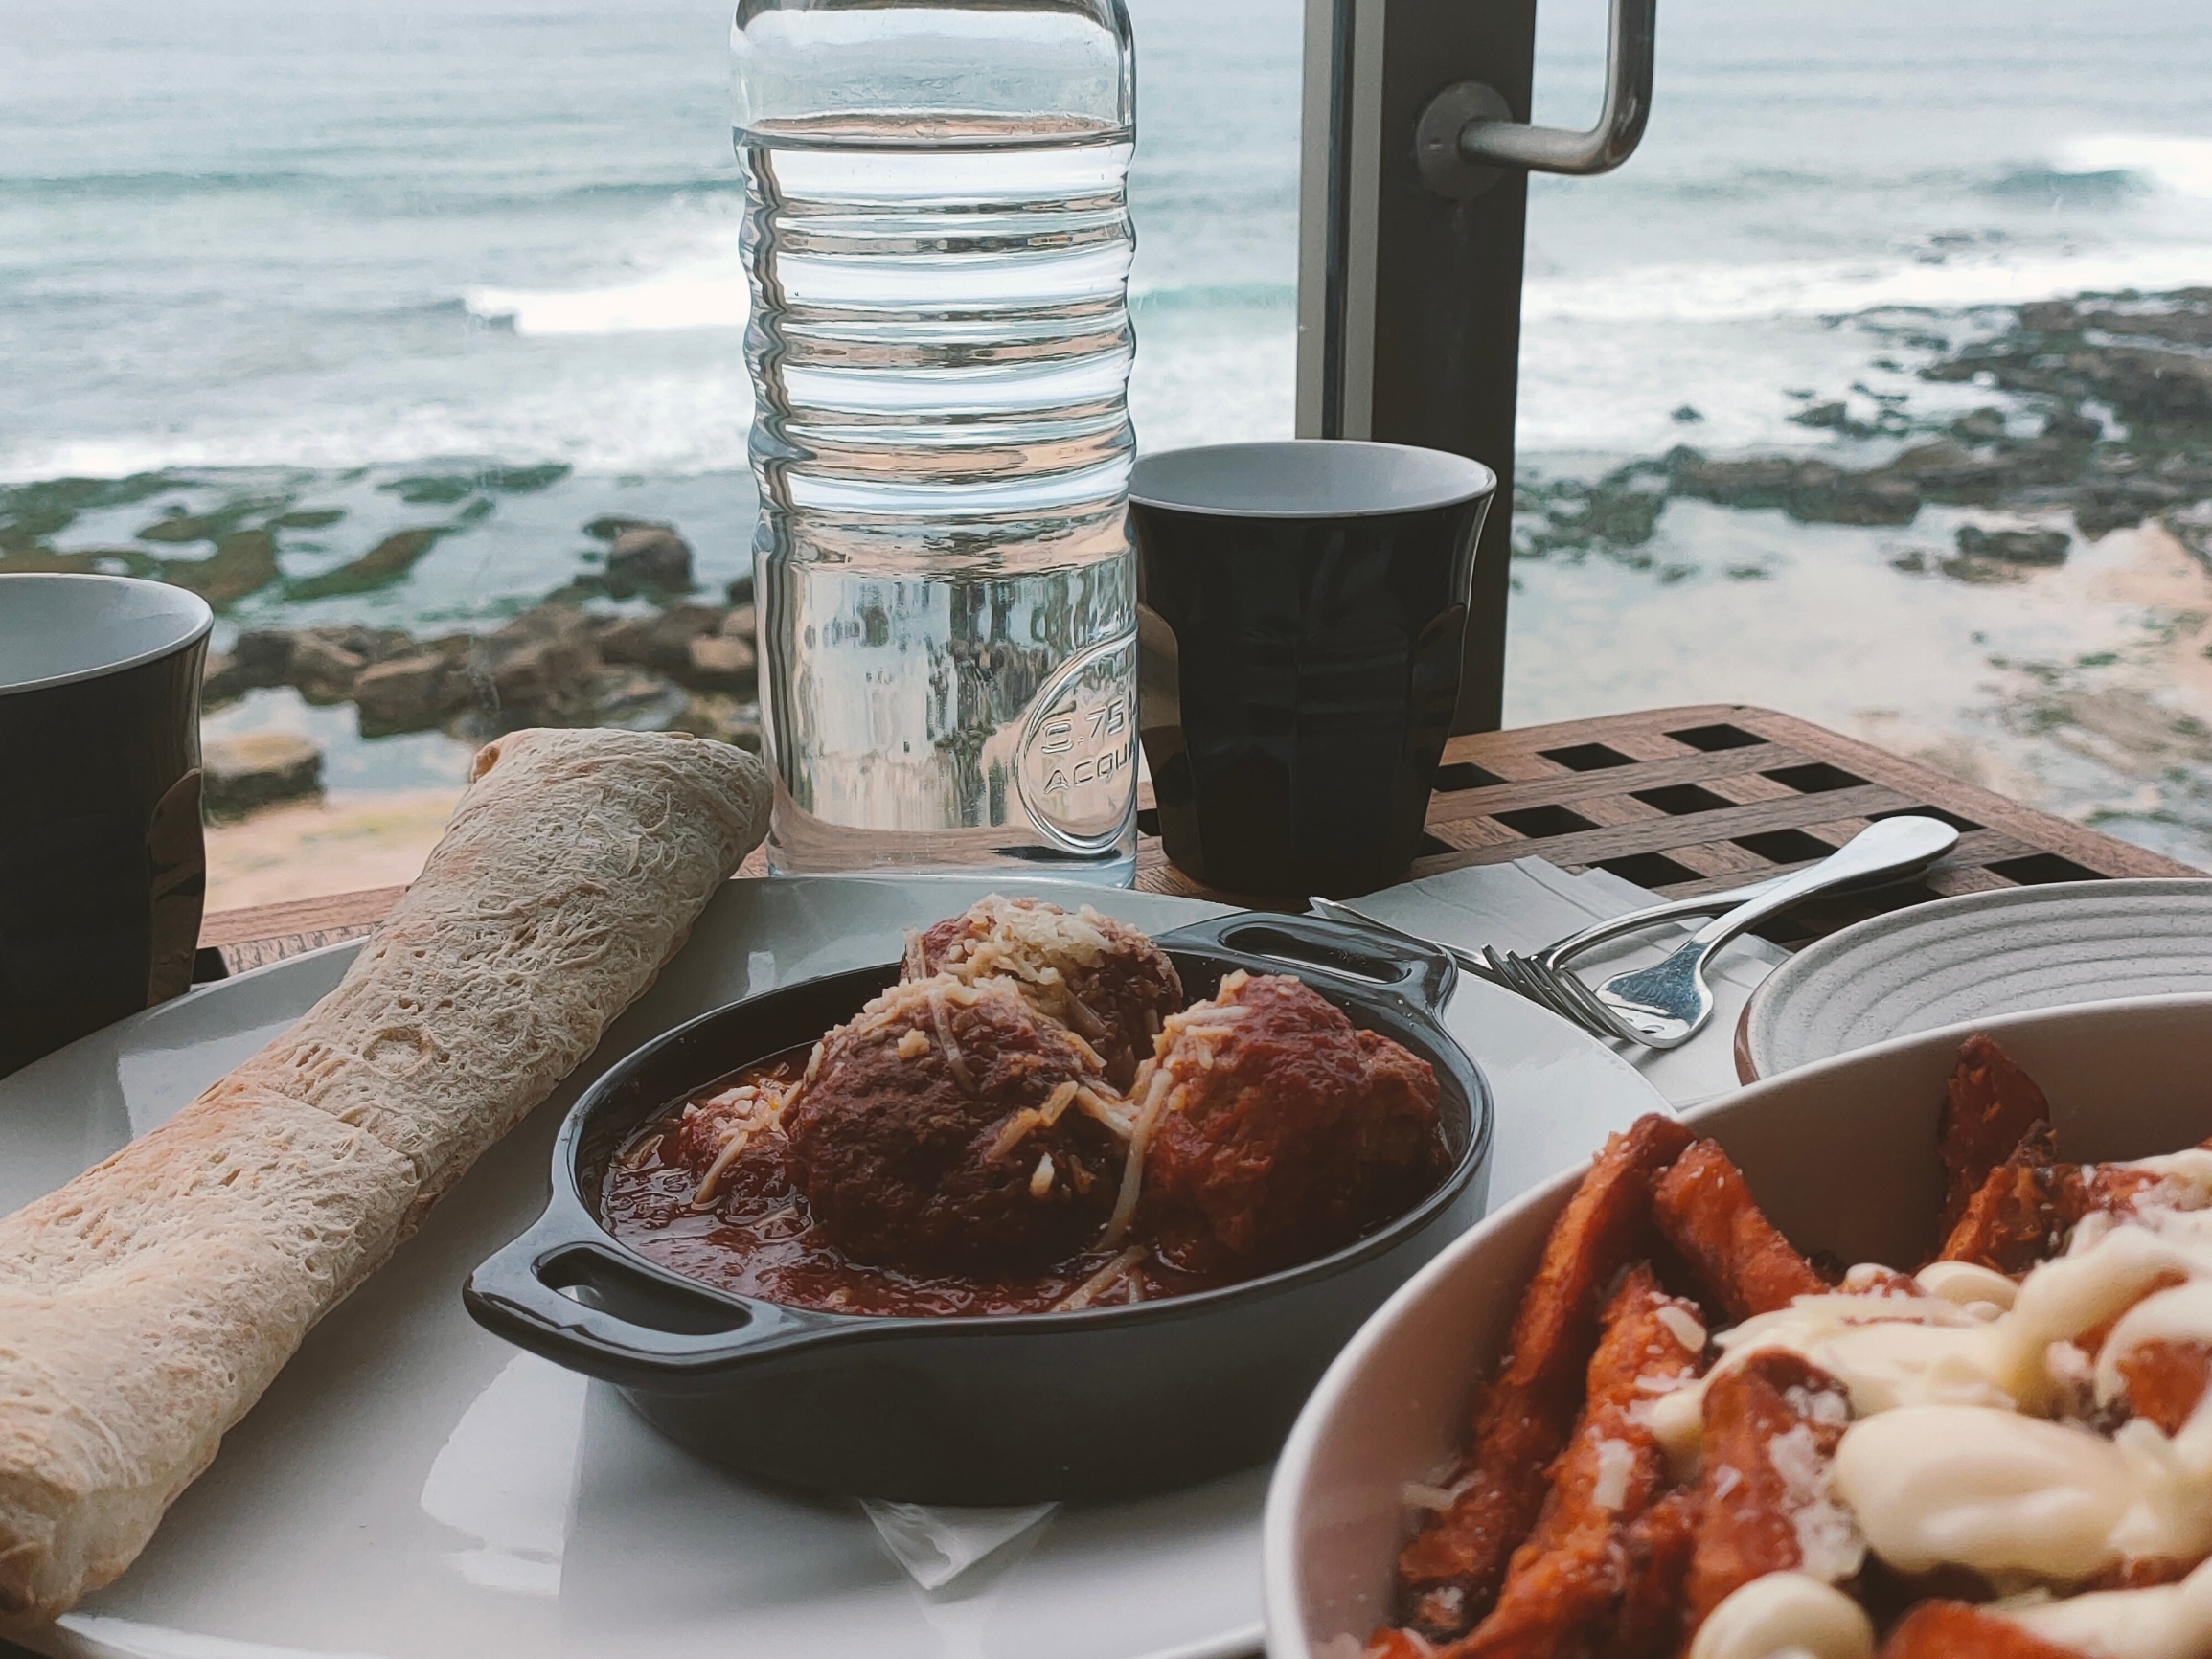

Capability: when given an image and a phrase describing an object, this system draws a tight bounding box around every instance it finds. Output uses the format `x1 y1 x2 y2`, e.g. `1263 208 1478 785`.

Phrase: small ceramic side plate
1736 878 2212 1079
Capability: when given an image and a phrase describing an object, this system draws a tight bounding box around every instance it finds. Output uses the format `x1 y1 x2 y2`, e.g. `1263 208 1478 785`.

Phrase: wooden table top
198 702 2197 974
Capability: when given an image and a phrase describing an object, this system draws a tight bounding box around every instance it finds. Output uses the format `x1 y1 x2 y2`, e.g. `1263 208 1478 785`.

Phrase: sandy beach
203 788 463 911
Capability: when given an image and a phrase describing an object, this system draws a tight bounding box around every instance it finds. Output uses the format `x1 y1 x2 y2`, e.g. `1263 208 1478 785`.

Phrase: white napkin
860 1498 1059 1594
1353 855 1790 1110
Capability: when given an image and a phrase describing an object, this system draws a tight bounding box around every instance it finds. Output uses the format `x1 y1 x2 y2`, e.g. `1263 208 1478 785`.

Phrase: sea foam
2056 134 2212 199
1521 242 2212 328
465 250 752 337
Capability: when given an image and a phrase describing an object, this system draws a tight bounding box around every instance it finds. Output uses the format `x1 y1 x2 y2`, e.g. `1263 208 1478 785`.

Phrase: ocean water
9 0 2207 493
6 0 2212 852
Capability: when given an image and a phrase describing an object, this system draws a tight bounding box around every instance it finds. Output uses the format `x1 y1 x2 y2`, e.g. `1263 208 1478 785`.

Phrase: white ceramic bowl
1263 992 2212 1659
1738 880 2212 1079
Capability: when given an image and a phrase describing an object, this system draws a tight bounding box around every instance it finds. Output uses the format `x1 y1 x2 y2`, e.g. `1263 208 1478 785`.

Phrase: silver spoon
1588 814 1960 1048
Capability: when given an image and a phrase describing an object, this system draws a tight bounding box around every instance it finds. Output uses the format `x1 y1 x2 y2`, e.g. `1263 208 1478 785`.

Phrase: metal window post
1296 0 1653 733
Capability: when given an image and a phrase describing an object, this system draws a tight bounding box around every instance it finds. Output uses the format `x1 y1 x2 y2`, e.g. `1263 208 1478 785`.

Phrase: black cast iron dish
466 911 1494 1504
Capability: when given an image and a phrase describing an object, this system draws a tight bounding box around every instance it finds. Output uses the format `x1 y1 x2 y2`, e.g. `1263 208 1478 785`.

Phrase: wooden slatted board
199 703 2197 973
1213 701 2192 946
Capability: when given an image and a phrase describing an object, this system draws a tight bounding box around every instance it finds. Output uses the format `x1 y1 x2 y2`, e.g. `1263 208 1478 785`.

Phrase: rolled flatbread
0 727 770 1627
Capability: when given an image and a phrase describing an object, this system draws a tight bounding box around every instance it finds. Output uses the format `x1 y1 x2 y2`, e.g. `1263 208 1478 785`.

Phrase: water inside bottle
741 114 1139 881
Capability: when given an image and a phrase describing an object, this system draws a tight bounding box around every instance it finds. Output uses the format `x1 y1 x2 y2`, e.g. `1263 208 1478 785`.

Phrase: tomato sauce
598 1045 1240 1318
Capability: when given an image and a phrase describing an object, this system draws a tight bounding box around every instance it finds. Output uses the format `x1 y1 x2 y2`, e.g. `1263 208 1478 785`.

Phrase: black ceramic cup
0 575 214 1078
1130 441 1495 897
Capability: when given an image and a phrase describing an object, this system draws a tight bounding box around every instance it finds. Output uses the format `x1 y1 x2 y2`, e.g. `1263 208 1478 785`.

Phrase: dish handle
1157 911 1458 1019
464 1217 850 1386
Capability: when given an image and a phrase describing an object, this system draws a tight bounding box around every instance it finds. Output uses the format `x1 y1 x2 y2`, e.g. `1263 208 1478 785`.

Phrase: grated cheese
1094 972 1262 1248
908 895 1158 1043
1657 1304 1709 1353
1591 1437 1636 1511
1054 1244 1148 1310
925 984 976 1093
987 1109 1045 1162
1100 1061 1178 1247
1038 1080 1079 1125
1767 1421 1867 1582
1075 1086 1135 1138
687 1081 788 1207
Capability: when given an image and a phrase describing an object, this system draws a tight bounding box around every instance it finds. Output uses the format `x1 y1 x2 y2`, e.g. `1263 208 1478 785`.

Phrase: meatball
905 895 1183 1090
1133 971 1450 1271
665 1079 793 1207
783 974 1132 1271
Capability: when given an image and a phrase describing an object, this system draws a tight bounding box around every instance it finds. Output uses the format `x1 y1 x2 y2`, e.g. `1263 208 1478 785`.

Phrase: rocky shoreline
192 521 761 813
1516 288 2212 579
11 287 2212 828
0 464 775 814
202 576 761 747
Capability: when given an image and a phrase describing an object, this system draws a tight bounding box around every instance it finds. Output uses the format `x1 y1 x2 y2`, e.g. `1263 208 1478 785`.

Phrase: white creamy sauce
1667 1154 2212 1608
1687 1573 1874 1659
1642 1292 2012 1463
1917 1259 2020 1311
1834 1406 2141 1578
1658 1304 1710 1352
2005 1555 2212 1659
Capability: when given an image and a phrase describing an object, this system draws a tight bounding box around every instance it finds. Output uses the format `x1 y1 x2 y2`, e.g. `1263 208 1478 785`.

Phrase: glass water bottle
732 0 1140 882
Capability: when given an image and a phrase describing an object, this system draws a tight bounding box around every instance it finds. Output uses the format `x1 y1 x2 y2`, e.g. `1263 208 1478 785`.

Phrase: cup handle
144 767 205 1007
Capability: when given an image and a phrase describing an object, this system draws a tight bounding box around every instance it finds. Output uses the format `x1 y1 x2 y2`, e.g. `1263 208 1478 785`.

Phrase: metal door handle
1415 0 1655 199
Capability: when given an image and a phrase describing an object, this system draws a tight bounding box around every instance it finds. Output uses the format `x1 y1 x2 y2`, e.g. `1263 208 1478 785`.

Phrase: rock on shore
1517 288 2212 576
203 595 763 751
202 730 325 818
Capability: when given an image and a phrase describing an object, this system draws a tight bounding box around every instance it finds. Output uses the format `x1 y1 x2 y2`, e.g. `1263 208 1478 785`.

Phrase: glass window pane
1510 0 2212 868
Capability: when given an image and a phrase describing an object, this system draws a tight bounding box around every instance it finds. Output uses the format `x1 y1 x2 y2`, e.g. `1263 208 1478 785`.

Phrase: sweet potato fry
1938 1137 2187 1275
1610 1489 1701 1659
1686 1350 1858 1632
1509 1265 1702 1555
1447 1266 1706 1658
2115 1338 2212 1436
1653 1140 1827 1321
1435 1493 1701 1659
1362 1631 1441 1659
1395 1115 1693 1638
1938 1034 2055 1238
1395 1411 1558 1639
1937 1125 2071 1273
1435 1533 1620 1659
1879 1601 2085 1659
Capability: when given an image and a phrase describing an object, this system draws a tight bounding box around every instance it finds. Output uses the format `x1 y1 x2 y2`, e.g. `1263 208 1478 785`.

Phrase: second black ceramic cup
0 575 213 1078
1131 441 1495 897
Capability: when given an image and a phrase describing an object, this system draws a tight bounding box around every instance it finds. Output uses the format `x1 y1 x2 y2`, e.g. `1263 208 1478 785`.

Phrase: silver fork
1313 813 1958 1047
1505 815 1959 1047
1311 877 1790 998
